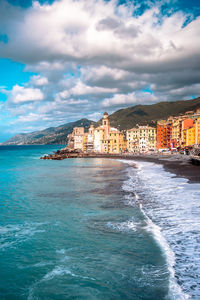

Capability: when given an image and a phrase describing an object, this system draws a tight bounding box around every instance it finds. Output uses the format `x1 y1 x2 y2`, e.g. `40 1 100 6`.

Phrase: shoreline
126 154 200 184
41 149 200 183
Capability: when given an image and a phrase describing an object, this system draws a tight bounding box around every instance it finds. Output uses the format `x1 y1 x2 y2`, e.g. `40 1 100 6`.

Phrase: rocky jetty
40 148 93 160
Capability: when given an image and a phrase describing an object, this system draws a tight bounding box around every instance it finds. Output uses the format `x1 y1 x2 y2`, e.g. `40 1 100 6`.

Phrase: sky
0 0 200 142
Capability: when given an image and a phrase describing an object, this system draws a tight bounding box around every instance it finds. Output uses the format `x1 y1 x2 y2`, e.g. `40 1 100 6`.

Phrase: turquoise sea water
0 146 200 299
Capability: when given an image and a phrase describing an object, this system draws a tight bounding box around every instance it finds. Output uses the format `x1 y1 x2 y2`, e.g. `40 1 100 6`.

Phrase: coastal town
66 110 200 154
41 109 200 162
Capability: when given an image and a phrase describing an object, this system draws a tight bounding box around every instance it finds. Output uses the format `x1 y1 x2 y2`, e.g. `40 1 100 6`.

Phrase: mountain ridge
108 97 200 129
2 97 200 145
1 118 93 145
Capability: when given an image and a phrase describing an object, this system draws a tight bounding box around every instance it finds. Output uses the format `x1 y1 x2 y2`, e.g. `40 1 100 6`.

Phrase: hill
105 97 200 130
107 97 200 130
2 97 200 145
2 118 93 145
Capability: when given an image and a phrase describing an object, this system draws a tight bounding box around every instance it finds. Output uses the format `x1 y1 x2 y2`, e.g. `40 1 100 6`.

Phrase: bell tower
102 112 110 139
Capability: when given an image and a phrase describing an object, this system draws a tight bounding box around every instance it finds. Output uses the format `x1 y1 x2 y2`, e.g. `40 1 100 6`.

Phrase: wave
0 222 46 251
43 266 76 281
28 265 96 300
120 159 192 299
106 218 137 232
141 207 189 300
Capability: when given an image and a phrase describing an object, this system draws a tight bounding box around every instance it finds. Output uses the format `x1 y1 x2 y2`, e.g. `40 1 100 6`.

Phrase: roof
110 127 119 132
95 126 104 130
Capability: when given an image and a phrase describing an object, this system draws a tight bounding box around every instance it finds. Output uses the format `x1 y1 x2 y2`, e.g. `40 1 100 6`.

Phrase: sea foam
119 159 197 299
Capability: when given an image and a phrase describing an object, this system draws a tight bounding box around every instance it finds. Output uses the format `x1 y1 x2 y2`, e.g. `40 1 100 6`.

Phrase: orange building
157 120 172 149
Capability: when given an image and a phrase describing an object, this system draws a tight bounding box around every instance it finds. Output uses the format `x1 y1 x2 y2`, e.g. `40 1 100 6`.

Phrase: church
94 112 127 154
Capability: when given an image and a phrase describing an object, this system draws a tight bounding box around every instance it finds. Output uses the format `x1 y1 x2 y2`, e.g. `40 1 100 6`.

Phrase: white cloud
18 112 41 122
31 75 49 86
69 81 118 96
1 0 199 72
102 91 158 107
8 85 44 103
87 112 102 121
68 99 88 105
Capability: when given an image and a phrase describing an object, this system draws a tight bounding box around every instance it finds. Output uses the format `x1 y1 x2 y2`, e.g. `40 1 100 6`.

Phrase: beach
41 149 200 183
123 154 200 183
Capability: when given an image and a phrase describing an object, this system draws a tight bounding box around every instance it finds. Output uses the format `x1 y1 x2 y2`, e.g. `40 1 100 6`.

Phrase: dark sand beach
42 149 200 183
123 154 200 183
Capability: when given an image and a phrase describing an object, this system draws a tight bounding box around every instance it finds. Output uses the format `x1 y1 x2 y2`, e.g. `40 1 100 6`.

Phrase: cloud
0 0 200 137
102 91 158 107
1 0 199 72
87 112 102 121
6 85 44 103
67 81 118 97
30 75 49 86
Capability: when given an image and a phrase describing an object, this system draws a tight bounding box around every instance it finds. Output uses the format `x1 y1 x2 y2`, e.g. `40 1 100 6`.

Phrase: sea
0 145 200 300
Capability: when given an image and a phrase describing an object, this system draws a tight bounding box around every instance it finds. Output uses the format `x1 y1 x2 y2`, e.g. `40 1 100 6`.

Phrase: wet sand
115 154 200 184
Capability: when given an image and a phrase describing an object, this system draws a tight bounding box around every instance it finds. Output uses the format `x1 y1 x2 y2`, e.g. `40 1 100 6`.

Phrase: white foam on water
141 208 189 300
0 222 46 250
119 159 200 299
27 266 76 300
61 256 71 262
56 249 66 254
32 261 53 268
106 218 137 232
42 265 96 282
18 261 53 269
43 266 76 281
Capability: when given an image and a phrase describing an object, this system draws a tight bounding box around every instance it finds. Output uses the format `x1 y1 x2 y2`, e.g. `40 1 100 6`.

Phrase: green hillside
108 97 200 129
2 118 93 145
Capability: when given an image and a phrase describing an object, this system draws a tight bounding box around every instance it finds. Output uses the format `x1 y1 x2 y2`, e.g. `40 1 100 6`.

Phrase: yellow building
182 117 200 147
195 117 200 145
94 112 127 154
101 130 127 154
182 129 186 146
186 126 195 146
126 128 138 152
126 125 156 153
82 134 88 152
171 118 182 147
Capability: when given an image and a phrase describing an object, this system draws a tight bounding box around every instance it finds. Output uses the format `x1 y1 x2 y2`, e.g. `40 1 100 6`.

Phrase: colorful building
181 118 194 147
182 117 200 147
156 120 172 150
171 118 182 148
127 125 156 153
195 117 200 145
67 127 85 151
94 112 127 154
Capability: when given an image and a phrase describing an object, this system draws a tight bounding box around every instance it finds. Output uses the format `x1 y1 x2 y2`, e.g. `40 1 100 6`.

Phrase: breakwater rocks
40 149 127 160
40 149 90 160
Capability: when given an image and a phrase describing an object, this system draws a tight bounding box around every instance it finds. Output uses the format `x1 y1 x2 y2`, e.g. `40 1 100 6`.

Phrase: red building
157 120 172 149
